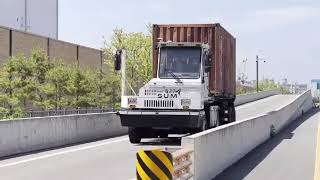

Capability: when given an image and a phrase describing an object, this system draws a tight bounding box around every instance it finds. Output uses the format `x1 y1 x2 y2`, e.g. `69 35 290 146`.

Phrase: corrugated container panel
152 24 236 97
0 27 10 64
78 46 102 69
12 30 47 57
49 39 77 65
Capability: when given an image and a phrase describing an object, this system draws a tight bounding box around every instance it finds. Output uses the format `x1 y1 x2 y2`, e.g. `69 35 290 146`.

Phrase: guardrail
181 90 313 180
0 113 127 158
0 107 113 120
234 89 280 106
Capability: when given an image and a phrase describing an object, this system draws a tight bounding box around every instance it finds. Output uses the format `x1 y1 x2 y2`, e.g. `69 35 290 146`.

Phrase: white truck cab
117 42 233 143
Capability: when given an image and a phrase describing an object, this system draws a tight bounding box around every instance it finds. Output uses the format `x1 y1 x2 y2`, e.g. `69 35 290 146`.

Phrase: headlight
128 97 137 105
181 99 191 106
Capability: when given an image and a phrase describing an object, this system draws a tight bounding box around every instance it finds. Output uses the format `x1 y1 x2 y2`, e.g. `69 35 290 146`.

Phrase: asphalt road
215 108 320 180
0 95 298 180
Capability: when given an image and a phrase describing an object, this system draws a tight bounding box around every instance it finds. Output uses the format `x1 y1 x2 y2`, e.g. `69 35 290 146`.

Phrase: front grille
144 100 174 108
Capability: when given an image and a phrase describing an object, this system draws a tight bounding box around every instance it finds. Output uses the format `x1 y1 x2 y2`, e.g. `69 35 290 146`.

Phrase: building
0 0 104 69
311 79 320 100
0 0 58 39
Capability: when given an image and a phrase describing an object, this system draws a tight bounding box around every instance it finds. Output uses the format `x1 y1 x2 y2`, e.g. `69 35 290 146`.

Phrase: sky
58 0 320 84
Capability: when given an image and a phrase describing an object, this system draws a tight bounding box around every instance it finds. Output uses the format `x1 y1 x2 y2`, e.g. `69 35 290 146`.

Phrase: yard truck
117 23 236 143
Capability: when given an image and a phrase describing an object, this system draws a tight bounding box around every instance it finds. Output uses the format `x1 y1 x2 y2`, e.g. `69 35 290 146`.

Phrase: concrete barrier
0 113 126 158
181 90 313 180
0 90 278 159
235 90 280 106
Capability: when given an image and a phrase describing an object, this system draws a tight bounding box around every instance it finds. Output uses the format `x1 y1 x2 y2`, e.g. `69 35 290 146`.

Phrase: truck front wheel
128 127 141 144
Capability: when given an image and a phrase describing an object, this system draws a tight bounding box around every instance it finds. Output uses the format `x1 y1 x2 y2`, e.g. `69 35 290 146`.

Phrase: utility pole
256 55 266 92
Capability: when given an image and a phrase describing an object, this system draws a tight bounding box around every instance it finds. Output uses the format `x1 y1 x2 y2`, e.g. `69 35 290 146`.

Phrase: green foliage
257 80 278 91
67 67 96 108
0 49 100 117
279 86 290 94
91 70 120 110
236 86 254 95
0 27 154 119
45 60 71 110
236 80 290 95
31 49 54 109
0 55 33 115
102 28 152 108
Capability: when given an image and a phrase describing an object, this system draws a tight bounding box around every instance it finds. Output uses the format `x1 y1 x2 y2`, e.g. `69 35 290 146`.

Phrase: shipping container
152 23 236 98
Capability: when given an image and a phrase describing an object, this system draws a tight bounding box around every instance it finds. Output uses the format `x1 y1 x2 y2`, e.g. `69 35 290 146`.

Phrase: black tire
204 105 211 128
218 107 226 125
228 105 236 123
128 127 141 144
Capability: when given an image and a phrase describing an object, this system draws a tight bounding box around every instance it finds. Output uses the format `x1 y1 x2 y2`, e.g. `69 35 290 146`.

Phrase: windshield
158 47 202 79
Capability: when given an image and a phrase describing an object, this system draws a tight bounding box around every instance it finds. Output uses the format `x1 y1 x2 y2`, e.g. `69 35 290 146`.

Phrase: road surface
0 95 298 180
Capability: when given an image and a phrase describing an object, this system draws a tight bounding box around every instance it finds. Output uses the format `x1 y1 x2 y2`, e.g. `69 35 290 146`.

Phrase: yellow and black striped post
136 150 173 180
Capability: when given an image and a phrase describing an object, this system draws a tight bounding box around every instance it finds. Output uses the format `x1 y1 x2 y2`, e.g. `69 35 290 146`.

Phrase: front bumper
118 110 204 128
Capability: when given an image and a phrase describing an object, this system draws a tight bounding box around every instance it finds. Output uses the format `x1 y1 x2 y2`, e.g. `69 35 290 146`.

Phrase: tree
44 60 71 110
31 49 54 109
0 64 16 117
102 28 153 109
67 66 95 108
0 54 35 118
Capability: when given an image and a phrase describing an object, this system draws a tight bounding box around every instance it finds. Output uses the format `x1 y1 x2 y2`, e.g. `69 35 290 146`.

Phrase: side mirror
114 49 122 71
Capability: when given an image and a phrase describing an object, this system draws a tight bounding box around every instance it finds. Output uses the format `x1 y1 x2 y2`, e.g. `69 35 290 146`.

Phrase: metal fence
0 107 113 119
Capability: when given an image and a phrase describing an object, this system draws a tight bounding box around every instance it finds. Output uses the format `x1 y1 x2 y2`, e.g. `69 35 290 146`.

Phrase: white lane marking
0 137 128 168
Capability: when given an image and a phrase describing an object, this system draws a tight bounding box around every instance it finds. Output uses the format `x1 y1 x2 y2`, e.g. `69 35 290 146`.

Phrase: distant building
0 0 58 39
0 0 104 69
311 79 320 99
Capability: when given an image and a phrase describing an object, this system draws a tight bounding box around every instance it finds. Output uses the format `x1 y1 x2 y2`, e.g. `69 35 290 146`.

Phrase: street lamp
256 55 266 92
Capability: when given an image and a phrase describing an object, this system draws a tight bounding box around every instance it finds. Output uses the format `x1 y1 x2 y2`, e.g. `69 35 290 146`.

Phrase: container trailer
117 23 236 143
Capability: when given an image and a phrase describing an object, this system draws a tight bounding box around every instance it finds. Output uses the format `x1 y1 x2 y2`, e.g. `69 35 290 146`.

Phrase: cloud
241 6 320 30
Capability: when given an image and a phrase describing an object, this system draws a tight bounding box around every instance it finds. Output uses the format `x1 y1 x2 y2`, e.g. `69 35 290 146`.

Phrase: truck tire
228 105 236 123
128 127 141 144
218 107 226 125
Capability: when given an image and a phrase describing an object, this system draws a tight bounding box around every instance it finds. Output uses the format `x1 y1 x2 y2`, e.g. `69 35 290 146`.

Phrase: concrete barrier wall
235 90 280 106
181 90 313 180
0 113 126 158
0 91 278 159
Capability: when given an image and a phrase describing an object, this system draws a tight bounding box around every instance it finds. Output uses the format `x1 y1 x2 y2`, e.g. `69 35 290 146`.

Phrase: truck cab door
202 50 210 97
